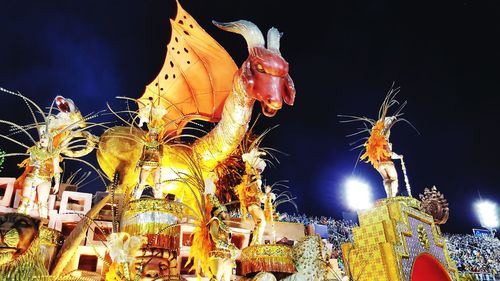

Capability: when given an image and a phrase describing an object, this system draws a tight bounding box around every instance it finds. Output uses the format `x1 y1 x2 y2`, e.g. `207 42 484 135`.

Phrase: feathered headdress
339 84 417 169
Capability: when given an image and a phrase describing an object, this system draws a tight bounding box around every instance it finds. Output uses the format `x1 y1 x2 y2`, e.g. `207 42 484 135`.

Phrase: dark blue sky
0 0 499 234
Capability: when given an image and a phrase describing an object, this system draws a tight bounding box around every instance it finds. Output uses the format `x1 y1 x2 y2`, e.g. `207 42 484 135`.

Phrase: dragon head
55 95 85 129
213 20 296 117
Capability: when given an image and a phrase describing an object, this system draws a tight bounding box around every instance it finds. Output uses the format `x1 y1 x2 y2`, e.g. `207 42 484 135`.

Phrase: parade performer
237 148 267 245
133 99 168 199
0 89 102 220
340 86 416 198
178 155 236 281
206 193 237 281
262 184 277 243
17 131 61 220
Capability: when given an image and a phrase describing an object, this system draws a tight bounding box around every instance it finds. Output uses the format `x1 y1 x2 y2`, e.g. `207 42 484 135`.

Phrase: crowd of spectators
278 214 356 256
445 233 499 278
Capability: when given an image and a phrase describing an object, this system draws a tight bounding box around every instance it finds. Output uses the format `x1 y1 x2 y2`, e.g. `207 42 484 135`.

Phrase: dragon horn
267 27 282 54
213 20 265 50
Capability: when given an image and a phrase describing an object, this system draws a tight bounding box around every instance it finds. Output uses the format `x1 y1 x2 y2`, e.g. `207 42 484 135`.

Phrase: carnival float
0 2 463 281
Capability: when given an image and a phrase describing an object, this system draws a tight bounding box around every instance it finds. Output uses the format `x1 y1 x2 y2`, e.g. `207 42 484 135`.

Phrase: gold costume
207 204 237 281
263 190 277 243
236 171 266 246
137 140 161 169
17 145 60 218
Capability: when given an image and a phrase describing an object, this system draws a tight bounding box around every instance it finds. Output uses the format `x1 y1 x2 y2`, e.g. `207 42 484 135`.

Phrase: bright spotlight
475 200 499 229
345 178 373 210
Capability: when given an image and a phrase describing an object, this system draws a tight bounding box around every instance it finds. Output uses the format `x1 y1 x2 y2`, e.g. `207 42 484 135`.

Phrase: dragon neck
191 76 255 171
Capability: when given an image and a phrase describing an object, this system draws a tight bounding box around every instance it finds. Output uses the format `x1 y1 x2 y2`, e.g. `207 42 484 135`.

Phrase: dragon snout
265 97 282 110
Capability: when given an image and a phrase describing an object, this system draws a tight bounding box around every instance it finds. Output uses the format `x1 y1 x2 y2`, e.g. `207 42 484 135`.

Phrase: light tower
474 200 499 237
344 178 373 210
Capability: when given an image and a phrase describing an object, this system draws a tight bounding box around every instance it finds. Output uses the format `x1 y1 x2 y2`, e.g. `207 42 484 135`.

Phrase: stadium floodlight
345 178 373 210
474 200 499 230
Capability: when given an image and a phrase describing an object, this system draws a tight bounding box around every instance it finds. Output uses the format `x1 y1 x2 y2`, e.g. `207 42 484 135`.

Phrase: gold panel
358 205 390 226
346 243 391 281
343 196 459 281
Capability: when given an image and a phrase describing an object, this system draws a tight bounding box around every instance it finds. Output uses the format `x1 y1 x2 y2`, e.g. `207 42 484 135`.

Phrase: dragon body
97 3 295 207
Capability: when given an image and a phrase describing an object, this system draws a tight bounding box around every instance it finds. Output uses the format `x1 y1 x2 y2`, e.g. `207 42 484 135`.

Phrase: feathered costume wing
139 0 237 135
97 1 237 187
360 120 391 169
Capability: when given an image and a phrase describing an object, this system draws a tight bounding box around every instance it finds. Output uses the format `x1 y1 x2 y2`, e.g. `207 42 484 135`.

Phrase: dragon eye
256 63 265 73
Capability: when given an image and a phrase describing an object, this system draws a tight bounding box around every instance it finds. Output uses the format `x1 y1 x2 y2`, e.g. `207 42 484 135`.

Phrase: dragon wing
139 1 237 135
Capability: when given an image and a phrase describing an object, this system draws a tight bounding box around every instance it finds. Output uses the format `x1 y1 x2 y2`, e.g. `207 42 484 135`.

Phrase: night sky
0 0 499 234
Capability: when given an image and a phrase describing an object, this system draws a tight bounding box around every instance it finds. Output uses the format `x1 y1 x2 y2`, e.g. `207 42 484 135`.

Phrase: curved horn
213 20 265 50
267 27 282 54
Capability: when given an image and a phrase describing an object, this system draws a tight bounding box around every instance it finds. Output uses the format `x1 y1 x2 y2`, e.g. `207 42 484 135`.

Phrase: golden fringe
121 223 179 237
241 256 295 275
186 200 214 278
240 245 295 275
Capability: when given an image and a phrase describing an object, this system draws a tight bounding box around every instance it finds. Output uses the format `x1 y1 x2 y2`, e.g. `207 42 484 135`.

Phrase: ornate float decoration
0 88 103 222
0 213 63 281
96 1 296 211
342 197 459 281
419 186 449 225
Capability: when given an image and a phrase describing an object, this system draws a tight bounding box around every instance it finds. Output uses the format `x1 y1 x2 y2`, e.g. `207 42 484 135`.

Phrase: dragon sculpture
97 1 295 206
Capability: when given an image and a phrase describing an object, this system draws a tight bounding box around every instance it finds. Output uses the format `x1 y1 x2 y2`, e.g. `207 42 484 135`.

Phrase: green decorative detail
417 224 430 250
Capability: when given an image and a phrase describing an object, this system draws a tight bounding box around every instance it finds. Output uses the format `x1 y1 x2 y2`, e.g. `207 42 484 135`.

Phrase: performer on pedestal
17 132 61 221
340 86 416 198
206 193 237 281
134 127 163 199
0 90 99 222
237 148 267 245
130 98 168 199
262 185 277 243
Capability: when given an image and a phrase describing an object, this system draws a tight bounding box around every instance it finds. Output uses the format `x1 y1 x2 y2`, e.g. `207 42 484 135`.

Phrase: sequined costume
17 144 60 219
236 163 266 246
262 188 277 243
207 195 237 281
137 140 161 169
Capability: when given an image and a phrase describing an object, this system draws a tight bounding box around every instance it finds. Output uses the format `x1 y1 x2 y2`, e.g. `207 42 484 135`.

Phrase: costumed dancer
362 115 402 198
120 97 168 200
17 130 61 221
262 184 277 243
134 126 164 199
0 90 101 221
206 193 237 281
340 86 416 198
237 148 267 245
105 232 144 281
186 171 237 281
